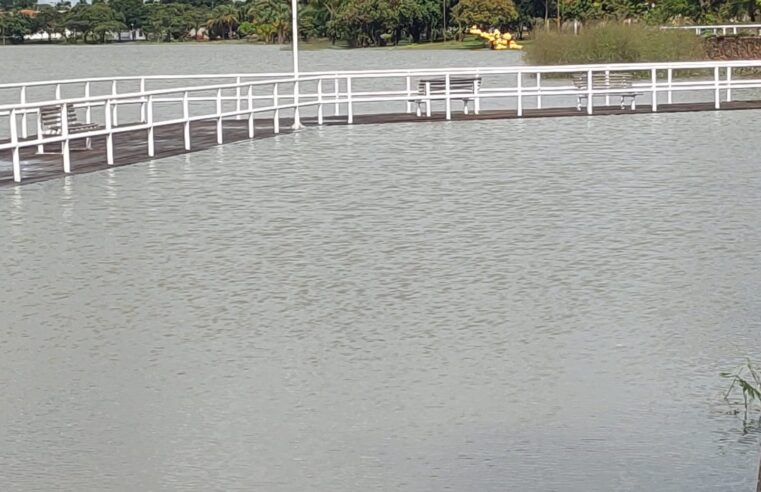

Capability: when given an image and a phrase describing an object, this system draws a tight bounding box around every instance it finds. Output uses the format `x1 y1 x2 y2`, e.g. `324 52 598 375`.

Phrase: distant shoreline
1 36 530 51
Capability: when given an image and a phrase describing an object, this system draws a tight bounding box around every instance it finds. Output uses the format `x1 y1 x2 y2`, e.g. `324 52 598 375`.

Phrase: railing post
61 103 71 173
536 72 542 109
586 69 593 115
111 80 118 126
139 77 146 123
36 109 44 154
733 26 737 35
247 85 255 138
147 95 154 157
235 76 241 120
667 68 673 104
9 109 21 182
726 67 732 102
347 77 353 124
105 99 114 165
317 78 324 125
292 77 301 129
516 72 523 117
604 70 610 106
216 88 223 144
474 79 480 115
183 91 190 151
334 77 340 116
714 66 721 109
273 83 280 134
406 75 412 113
55 83 61 100
20 86 27 138
651 68 657 112
445 73 451 120
85 81 92 124
425 81 431 118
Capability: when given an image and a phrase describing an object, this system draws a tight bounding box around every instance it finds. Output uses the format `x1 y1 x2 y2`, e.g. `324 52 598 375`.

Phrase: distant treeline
1 0 760 47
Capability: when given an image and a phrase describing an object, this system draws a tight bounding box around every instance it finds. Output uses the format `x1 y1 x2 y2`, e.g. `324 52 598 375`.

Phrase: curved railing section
3 59 761 183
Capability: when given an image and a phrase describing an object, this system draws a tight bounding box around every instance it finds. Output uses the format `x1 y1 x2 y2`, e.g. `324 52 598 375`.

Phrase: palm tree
248 0 290 43
207 5 239 39
307 0 341 42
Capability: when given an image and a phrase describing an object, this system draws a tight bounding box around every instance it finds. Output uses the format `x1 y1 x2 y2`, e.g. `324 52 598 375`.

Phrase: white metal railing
662 23 761 35
4 59 761 183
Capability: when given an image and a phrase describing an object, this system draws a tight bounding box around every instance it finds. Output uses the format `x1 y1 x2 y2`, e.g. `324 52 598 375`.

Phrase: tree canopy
1 0 759 46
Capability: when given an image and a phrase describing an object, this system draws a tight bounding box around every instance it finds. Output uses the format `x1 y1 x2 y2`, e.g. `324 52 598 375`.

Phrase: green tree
110 0 148 29
452 0 518 29
643 0 700 23
334 0 396 47
307 0 343 42
144 3 196 41
35 5 66 42
1 0 35 9
248 0 290 43
65 3 126 43
238 19 257 36
0 12 32 44
397 0 441 43
206 4 239 38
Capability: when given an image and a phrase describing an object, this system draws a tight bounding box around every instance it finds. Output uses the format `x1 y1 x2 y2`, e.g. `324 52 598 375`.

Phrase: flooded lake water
1 45 760 491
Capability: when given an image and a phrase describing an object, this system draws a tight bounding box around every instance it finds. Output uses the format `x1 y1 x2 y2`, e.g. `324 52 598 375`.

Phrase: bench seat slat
417 77 481 96
571 72 642 110
39 105 98 135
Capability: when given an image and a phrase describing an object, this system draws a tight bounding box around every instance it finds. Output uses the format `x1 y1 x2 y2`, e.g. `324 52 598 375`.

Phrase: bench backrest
40 105 81 130
418 77 481 94
572 73 633 90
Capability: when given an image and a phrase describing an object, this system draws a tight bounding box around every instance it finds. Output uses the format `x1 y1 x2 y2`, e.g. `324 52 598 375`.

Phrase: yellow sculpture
469 26 522 50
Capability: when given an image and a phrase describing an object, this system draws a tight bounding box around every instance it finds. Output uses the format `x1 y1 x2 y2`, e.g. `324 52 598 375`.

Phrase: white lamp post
291 0 303 129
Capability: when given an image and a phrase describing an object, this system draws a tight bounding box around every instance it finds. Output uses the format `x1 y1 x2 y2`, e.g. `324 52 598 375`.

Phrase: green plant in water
722 359 761 422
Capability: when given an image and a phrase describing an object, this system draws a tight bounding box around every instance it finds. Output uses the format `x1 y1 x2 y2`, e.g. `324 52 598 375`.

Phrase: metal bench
413 77 481 117
572 73 642 111
38 104 98 153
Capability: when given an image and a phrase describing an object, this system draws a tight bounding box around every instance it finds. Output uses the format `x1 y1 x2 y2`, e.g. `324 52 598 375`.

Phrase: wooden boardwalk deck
3 99 761 187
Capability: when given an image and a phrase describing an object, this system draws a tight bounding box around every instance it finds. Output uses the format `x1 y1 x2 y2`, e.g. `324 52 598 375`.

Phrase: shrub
525 23 706 65
239 21 257 38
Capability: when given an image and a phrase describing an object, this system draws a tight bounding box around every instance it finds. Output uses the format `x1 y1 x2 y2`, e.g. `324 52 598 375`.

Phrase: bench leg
36 132 57 154
85 137 92 150
577 96 583 111
631 98 636 110
416 102 421 117
463 100 469 115
620 96 625 110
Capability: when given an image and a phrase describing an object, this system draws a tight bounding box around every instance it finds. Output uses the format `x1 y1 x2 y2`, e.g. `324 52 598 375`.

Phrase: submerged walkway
3 99 761 187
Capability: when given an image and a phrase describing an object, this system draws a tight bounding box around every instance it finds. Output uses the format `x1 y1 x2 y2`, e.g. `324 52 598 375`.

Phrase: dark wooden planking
3 99 761 187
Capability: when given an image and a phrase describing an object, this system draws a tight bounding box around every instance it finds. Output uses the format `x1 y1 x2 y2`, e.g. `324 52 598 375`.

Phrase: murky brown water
1 45 760 491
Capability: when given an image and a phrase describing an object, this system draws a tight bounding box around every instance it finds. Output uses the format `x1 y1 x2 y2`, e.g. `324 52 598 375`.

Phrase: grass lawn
398 37 486 50
298 36 491 50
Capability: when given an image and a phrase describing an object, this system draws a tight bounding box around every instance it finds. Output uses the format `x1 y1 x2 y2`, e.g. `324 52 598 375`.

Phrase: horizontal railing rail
661 23 761 35
3 59 761 184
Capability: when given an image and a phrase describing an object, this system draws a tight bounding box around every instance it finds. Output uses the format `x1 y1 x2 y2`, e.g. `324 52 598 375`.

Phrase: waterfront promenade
4 99 761 187
4 59 761 185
